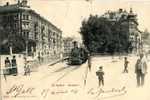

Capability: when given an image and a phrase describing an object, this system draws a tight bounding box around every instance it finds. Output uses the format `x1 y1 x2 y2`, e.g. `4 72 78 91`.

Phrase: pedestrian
135 53 148 87
96 66 105 87
3 57 11 80
11 56 18 76
24 61 31 76
38 55 41 63
88 53 91 71
123 57 129 73
4 57 11 75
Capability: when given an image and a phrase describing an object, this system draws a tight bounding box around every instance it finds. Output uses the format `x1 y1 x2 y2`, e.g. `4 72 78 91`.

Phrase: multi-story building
63 37 74 57
0 0 63 60
102 8 142 53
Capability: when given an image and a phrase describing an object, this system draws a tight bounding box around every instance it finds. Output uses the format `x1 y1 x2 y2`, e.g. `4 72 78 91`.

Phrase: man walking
123 57 129 73
96 66 105 87
135 53 148 87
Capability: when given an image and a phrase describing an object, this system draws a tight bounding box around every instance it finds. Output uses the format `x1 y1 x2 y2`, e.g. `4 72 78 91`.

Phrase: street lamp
0 36 3 100
0 43 2 100
7 25 13 56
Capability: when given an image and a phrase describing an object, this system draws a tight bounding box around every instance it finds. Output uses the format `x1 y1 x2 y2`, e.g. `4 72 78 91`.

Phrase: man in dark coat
96 66 105 87
11 56 18 75
4 57 11 75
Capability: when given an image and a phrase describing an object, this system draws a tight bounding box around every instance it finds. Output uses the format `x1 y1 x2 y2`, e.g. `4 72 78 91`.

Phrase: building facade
0 0 63 60
102 8 142 53
63 37 74 57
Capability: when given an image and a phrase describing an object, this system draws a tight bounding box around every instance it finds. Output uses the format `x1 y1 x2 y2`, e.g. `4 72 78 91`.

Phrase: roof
0 2 62 33
29 9 62 32
0 4 19 13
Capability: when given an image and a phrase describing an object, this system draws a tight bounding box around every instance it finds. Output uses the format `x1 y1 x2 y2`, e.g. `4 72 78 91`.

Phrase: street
1 55 150 100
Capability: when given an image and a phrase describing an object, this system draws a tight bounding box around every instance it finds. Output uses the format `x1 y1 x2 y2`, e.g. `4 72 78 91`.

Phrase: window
26 23 29 28
35 32 38 40
14 23 18 28
22 22 30 29
131 32 134 35
14 14 18 20
22 14 29 20
41 26 45 33
22 23 26 29
22 31 29 39
26 32 29 38
23 15 26 20
26 15 29 20
23 32 26 36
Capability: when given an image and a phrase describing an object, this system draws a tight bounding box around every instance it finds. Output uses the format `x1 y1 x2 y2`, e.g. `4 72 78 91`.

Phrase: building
102 8 142 53
63 37 74 57
0 0 63 60
140 29 150 54
63 37 83 57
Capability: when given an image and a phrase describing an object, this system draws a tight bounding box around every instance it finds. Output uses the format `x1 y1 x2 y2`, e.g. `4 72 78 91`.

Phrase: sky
1 0 150 39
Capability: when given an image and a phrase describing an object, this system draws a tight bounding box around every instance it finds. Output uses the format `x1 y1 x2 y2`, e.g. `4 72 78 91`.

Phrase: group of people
96 53 148 87
135 53 148 87
4 56 18 76
123 53 148 87
4 55 31 76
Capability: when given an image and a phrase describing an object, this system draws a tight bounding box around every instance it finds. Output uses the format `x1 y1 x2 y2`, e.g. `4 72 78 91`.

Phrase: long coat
135 57 147 74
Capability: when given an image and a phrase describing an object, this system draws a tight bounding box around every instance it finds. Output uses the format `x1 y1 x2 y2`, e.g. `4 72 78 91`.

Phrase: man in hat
96 66 105 87
135 53 148 87
4 57 11 79
11 56 18 76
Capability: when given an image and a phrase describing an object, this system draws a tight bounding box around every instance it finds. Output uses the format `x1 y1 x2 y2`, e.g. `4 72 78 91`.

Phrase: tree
0 14 26 54
80 14 132 54
0 35 26 54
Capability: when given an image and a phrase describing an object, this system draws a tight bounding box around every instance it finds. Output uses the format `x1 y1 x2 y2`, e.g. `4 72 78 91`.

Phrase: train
68 46 89 65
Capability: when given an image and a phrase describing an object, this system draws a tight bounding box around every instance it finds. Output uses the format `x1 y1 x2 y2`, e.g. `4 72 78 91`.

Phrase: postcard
0 0 150 100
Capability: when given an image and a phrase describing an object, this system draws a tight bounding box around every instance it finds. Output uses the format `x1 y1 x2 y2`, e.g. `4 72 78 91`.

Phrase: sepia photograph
0 0 150 100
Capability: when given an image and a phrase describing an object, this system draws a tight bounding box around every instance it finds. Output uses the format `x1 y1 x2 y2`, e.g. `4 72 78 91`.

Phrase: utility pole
0 40 3 100
9 42 13 56
0 19 3 100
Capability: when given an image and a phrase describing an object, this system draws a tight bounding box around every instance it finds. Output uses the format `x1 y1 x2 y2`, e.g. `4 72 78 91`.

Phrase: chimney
21 0 28 6
130 8 133 13
18 0 20 5
119 8 123 13
6 2 9 6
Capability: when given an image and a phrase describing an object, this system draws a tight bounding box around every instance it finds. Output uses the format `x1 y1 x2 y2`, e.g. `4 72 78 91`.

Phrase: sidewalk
1 58 68 83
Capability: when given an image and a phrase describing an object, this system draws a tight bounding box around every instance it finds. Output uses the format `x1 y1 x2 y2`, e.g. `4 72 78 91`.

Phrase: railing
1 66 17 75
